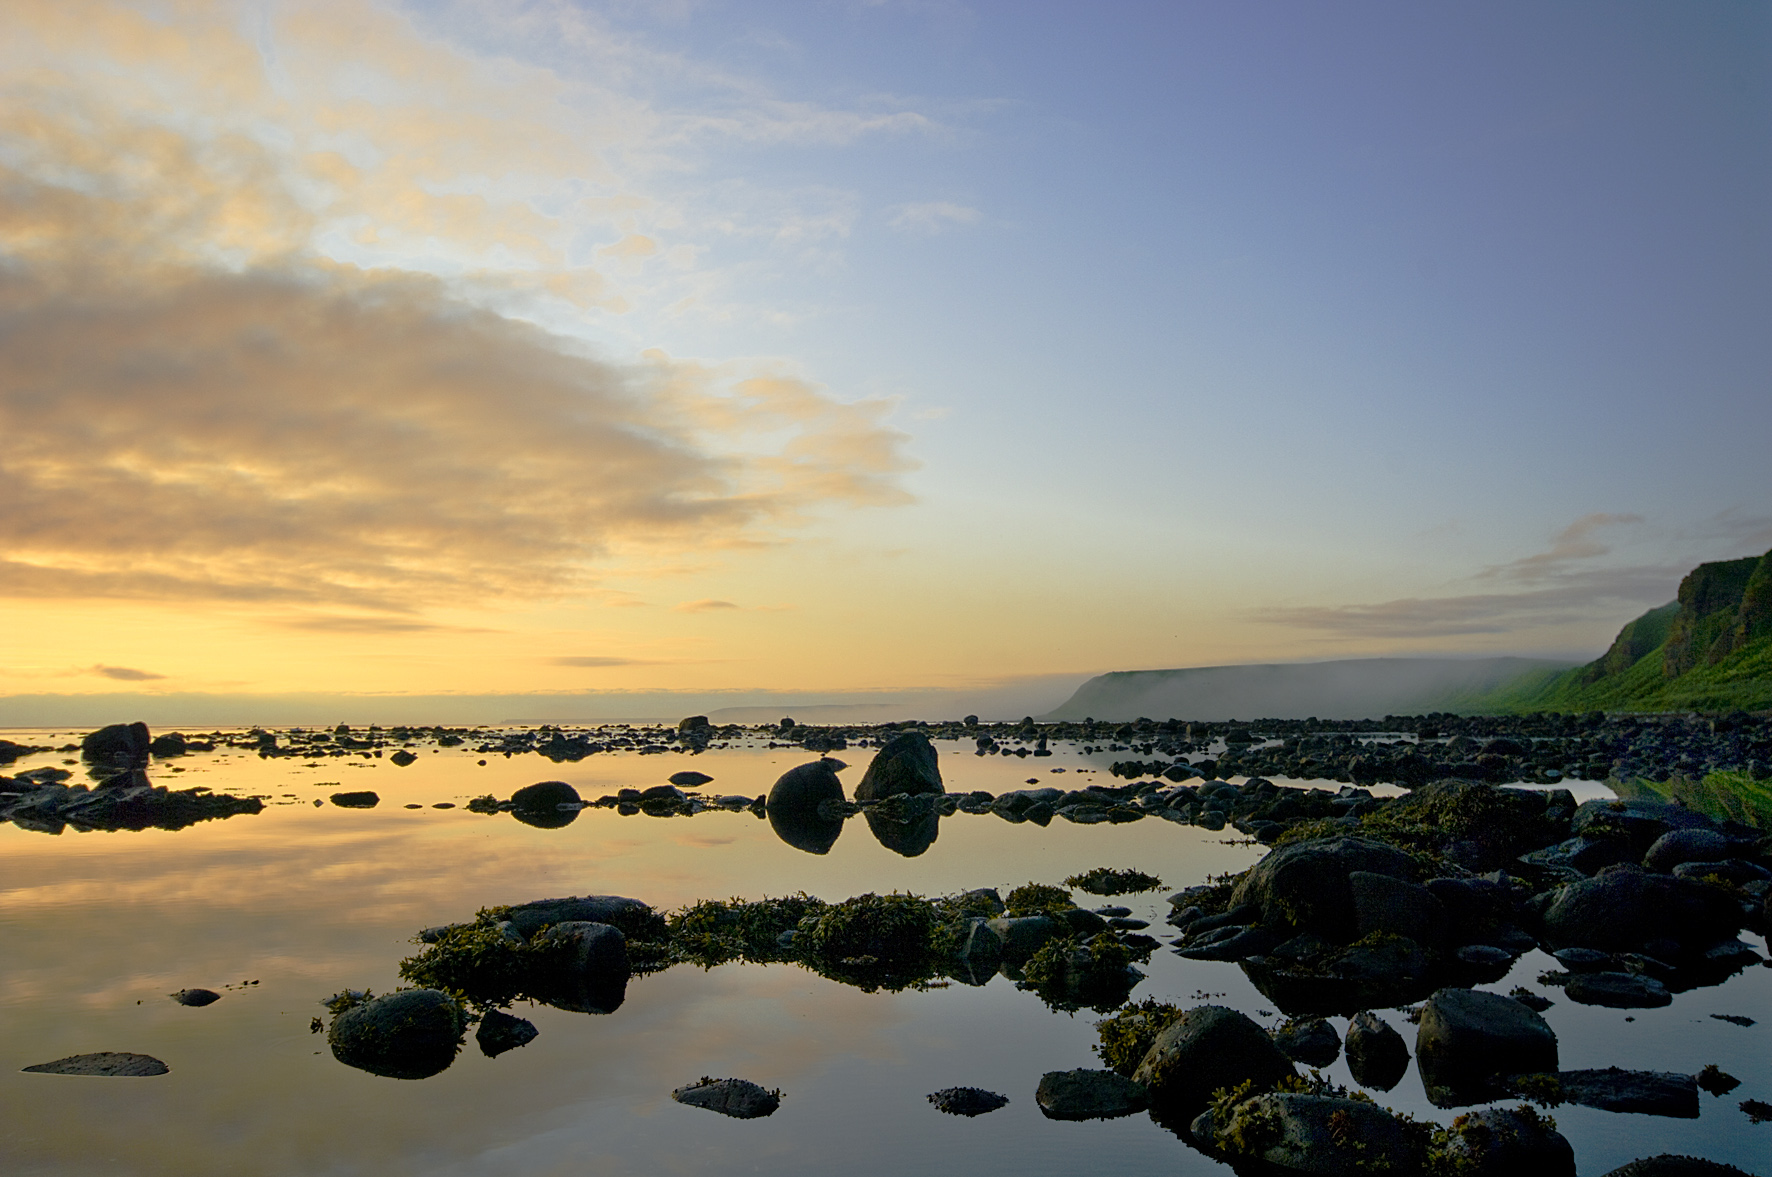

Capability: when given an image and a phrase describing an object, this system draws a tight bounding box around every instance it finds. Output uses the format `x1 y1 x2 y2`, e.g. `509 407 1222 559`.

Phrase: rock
1560 1068 1700 1117
677 715 711 732
1599 1159 1757 1177
671 1077 780 1119
1034 1069 1148 1120
329 791 380 809
475 1009 538 1057
1673 859 1772 885
1456 945 1515 968
81 723 150 766
1534 864 1741 954
388 750 418 767
532 921 629 1014
328 989 463 1079
1345 1010 1410 1091
1565 971 1672 1008
1195 1092 1426 1174
1520 835 1634 876
1441 1107 1575 1175
170 988 220 1007
1572 798 1716 853
1056 907 1109 936
503 895 656 940
985 915 1063 965
1644 829 1733 872
766 760 846 854
927 1086 1009 1116
1132 1005 1294 1117
509 781 580 828
1416 988 1557 1106
945 918 1003 984
1272 1017 1341 1067
855 732 943 801
148 732 187 757
669 771 714 788
1350 871 1446 942
1551 946 1614 971
22 1052 169 1076
1230 837 1419 941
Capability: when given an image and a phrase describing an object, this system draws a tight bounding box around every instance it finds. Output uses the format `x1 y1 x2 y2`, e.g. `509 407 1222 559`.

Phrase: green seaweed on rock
1063 867 1165 895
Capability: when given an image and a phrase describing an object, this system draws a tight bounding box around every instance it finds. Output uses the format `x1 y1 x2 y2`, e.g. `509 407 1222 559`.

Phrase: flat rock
668 771 714 788
1559 1068 1699 1118
926 1086 1009 1116
170 988 220 1007
1565 971 1672 1009
23 1052 168 1077
671 1077 781 1119
1599 1157 1757 1177
1034 1069 1148 1120
329 791 380 809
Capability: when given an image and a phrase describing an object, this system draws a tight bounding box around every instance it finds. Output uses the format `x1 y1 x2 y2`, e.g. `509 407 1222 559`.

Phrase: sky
1 0 1768 722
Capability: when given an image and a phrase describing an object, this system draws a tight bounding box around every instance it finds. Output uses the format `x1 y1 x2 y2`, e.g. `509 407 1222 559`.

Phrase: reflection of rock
1559 1068 1698 1118
1034 1069 1148 1120
1417 988 1557 1107
944 918 1002 985
510 781 580 829
671 1077 781 1119
1 774 263 834
475 1009 538 1058
855 732 942 801
927 1087 1009 1116
1344 1010 1409 1091
328 989 464 1080
1439 1107 1575 1175
1132 1005 1294 1120
533 922 629 1014
1192 1092 1426 1173
863 806 939 857
22 1052 168 1077
765 760 846 854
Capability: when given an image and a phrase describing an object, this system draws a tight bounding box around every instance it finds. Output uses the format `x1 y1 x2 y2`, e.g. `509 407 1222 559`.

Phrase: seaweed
1063 867 1165 895
1004 882 1076 916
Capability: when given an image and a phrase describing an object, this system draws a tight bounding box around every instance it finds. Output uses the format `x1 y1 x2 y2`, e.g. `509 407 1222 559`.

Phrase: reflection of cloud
887 201 980 234
551 656 653 668
673 599 741 613
92 665 167 682
0 3 916 615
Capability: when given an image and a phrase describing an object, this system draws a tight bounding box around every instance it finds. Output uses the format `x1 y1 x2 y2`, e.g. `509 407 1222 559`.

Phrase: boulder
510 781 580 829
766 760 846 855
1520 836 1635 876
1440 1107 1575 1175
504 896 656 940
1132 1005 1294 1117
328 989 463 1079
170 988 220 1007
81 723 150 766
329 791 380 809
1559 1068 1699 1118
1194 1092 1426 1174
533 921 629 1014
148 732 187 758
1565 971 1672 1009
1272 1017 1341 1068
855 732 943 801
1533 864 1741 954
1350 871 1446 943
22 1051 168 1077
1643 829 1732 872
475 1009 538 1057
927 1087 1009 1116
1572 799 1717 853
1344 1010 1409 1091
1599 1157 1756 1177
1416 988 1556 1106
1034 1069 1148 1120
671 1077 780 1119
985 915 1063 965
1230 837 1419 942
669 771 714 788
944 918 1003 985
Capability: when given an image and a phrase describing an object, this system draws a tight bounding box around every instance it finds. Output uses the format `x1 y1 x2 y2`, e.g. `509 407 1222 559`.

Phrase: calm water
1 729 1765 1176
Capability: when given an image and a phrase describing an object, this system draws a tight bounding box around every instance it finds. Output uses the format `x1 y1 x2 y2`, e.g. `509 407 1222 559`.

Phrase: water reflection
862 808 940 857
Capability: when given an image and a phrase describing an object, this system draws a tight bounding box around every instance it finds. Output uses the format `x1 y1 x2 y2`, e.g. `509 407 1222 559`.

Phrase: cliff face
1662 553 1769 676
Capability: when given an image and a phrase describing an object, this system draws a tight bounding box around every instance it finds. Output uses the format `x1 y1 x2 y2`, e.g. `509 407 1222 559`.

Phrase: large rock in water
328 989 463 1079
1035 1069 1148 1120
1416 988 1557 1106
1132 1005 1294 1118
1272 1017 1341 1067
1533 863 1741 954
855 732 943 801
22 1051 168 1077
1193 1093 1427 1174
510 780 580 829
1230 837 1419 941
1440 1107 1575 1175
765 760 846 855
1642 829 1733 873
81 723 150 766
1344 1010 1410 1091
533 921 629 1014
503 895 656 940
671 1077 781 1119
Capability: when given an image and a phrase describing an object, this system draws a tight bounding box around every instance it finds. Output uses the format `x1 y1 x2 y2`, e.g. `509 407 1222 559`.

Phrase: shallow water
0 729 1765 1176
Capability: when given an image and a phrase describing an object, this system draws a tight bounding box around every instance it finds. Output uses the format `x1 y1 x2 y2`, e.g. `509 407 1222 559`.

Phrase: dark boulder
503 895 657 940
1272 1017 1341 1067
1533 863 1741 954
1193 1092 1426 1173
855 732 943 801
765 760 846 854
1034 1069 1148 1120
1565 971 1672 1008
81 723 150 766
1345 1010 1409 1091
1441 1107 1575 1175
475 1009 538 1057
927 1087 1009 1116
1572 799 1717 854
510 781 580 828
1643 829 1732 873
148 732 187 758
1350 871 1446 943
671 1077 780 1119
1385 780 1557 866
1229 837 1419 941
985 915 1063 965
328 989 463 1079
1416 988 1557 1106
1132 1005 1294 1117
22 1052 168 1076
1520 836 1635 876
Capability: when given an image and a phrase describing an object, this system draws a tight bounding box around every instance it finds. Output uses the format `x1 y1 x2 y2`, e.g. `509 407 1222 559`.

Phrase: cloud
1478 513 1645 581
673 599 741 613
887 201 980 234
550 656 653 667
91 665 168 682
0 1 916 615
278 616 494 635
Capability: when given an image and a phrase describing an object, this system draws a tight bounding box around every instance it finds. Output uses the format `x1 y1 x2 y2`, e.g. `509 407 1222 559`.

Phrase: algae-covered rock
327 989 464 1079
927 1086 1009 1116
1193 1091 1427 1174
1034 1069 1148 1120
1132 1005 1294 1117
1440 1107 1574 1175
1230 837 1419 942
1344 1010 1409 1091
671 1077 781 1119
1272 1017 1341 1068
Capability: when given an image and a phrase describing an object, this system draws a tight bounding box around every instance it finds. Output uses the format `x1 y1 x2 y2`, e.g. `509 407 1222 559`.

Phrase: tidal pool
0 728 1765 1176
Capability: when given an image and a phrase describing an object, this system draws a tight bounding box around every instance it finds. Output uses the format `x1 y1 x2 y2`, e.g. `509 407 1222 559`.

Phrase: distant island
1044 546 1772 720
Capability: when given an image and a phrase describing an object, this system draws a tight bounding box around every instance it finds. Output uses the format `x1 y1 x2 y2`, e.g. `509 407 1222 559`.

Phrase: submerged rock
327 989 464 1080
1034 1069 1148 1120
1560 1068 1700 1118
1132 1005 1294 1118
475 1009 538 1058
22 1051 168 1077
671 1077 781 1119
927 1086 1009 1116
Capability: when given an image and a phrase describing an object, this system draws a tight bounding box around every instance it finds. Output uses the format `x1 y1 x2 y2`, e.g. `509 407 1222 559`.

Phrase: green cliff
1481 546 1772 713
